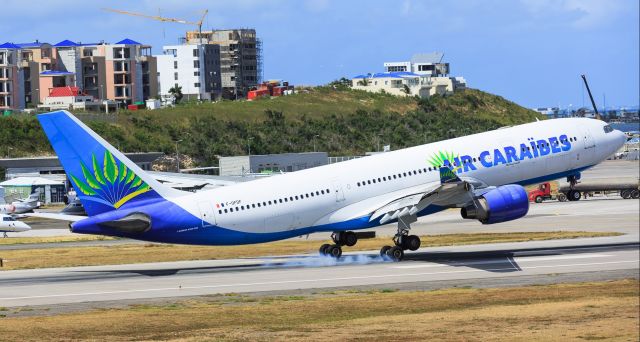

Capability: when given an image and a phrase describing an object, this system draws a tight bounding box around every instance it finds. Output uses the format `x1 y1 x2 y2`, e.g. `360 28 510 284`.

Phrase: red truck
529 180 639 203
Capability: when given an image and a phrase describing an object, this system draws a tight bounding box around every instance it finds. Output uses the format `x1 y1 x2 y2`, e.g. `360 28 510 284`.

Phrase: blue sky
1 0 638 109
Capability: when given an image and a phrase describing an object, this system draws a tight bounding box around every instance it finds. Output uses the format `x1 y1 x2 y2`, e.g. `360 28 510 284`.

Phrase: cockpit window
603 125 614 133
3 217 15 221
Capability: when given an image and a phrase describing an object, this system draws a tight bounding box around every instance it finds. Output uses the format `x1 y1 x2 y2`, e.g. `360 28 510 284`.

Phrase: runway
1 239 637 308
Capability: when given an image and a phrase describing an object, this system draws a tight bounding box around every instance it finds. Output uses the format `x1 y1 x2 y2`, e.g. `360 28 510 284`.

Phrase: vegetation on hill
0 87 541 167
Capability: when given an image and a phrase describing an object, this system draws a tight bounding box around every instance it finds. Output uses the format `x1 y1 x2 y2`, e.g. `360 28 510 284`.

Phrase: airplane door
331 179 346 202
197 201 216 227
582 129 596 162
583 131 596 149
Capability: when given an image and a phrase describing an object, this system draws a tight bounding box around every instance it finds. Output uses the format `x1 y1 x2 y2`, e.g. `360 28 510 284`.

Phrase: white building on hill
352 52 466 98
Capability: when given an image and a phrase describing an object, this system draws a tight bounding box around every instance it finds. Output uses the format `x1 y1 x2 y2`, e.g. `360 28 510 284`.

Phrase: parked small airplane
0 189 42 215
31 110 626 261
0 214 31 237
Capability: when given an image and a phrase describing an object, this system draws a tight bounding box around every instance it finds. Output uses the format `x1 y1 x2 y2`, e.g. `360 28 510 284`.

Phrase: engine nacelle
461 184 529 224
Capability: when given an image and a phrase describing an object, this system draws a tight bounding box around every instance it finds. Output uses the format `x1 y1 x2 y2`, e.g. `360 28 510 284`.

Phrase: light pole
6 147 13 158
313 134 319 152
247 137 254 156
377 133 382 152
174 139 183 173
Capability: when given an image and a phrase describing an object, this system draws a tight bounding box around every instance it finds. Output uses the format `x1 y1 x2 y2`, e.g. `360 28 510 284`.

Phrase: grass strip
0 231 620 270
0 279 637 341
0 235 116 245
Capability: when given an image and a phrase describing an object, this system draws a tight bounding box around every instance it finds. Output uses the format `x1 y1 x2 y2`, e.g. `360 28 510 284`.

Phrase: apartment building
186 29 261 99
0 43 25 111
156 43 221 101
0 38 158 111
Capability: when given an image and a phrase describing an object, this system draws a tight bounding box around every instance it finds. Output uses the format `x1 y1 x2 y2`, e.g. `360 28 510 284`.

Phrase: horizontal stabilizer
25 212 85 222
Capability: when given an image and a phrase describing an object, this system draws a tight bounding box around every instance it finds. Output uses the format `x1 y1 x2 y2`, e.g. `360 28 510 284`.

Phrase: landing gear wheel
326 244 342 259
405 235 421 251
567 190 581 201
380 245 391 259
319 243 331 256
344 231 358 247
569 190 582 201
386 246 404 262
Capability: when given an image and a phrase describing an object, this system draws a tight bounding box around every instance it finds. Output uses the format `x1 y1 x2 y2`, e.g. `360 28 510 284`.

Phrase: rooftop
0 42 20 49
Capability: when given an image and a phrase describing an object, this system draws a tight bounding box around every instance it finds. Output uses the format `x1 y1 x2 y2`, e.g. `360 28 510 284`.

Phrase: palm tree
169 86 184 104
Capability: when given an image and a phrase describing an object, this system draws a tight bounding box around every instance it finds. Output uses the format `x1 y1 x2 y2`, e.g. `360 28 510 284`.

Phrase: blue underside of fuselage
74 165 594 245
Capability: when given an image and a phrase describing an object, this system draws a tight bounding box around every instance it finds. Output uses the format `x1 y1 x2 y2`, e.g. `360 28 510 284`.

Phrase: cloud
520 0 627 29
305 0 330 12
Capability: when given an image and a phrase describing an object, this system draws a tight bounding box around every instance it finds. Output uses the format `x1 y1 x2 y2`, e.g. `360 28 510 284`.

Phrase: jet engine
461 184 529 224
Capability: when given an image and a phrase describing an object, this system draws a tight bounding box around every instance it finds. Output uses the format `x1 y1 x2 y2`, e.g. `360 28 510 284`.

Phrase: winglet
439 166 461 184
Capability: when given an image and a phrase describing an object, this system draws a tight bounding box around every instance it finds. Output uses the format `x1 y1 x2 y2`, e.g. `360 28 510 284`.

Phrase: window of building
193 49 198 57
194 60 200 68
174 72 178 80
194 71 200 76
174 61 178 69
194 83 200 87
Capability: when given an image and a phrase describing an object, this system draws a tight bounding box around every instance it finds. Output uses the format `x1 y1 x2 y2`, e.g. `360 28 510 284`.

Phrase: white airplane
0 189 42 215
0 214 31 237
33 110 626 261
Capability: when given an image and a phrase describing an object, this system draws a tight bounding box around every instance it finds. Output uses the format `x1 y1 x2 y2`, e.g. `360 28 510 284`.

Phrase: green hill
0 87 542 167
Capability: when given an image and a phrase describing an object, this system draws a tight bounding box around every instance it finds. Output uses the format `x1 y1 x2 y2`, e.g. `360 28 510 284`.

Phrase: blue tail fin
38 110 181 216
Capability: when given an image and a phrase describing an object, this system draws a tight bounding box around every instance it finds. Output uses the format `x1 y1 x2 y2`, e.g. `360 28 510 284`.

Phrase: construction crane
102 8 209 43
581 74 602 120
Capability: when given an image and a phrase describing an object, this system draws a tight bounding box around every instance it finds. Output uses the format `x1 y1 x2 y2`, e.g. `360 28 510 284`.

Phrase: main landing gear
566 174 582 202
380 215 420 262
319 231 358 259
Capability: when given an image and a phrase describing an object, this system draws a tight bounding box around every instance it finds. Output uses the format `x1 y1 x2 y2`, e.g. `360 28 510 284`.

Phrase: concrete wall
352 75 465 98
219 153 328 176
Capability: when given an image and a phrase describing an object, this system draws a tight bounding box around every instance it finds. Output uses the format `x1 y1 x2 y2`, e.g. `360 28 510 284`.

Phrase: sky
1 0 638 109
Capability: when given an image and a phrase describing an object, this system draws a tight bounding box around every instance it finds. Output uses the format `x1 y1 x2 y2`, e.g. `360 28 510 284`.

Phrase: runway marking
0 260 637 302
392 253 613 269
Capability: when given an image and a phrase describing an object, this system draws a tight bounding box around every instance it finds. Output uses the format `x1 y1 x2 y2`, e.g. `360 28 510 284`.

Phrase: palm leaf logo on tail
70 150 151 209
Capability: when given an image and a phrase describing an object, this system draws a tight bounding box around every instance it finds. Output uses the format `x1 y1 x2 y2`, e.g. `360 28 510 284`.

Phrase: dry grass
0 235 115 245
0 279 636 341
0 231 619 270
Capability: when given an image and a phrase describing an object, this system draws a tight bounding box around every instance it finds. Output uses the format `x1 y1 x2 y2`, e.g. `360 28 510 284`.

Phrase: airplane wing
147 171 267 191
369 167 490 224
25 212 85 222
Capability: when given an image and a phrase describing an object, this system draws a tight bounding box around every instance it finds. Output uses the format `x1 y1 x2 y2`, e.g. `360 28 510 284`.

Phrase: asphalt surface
0 239 637 308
